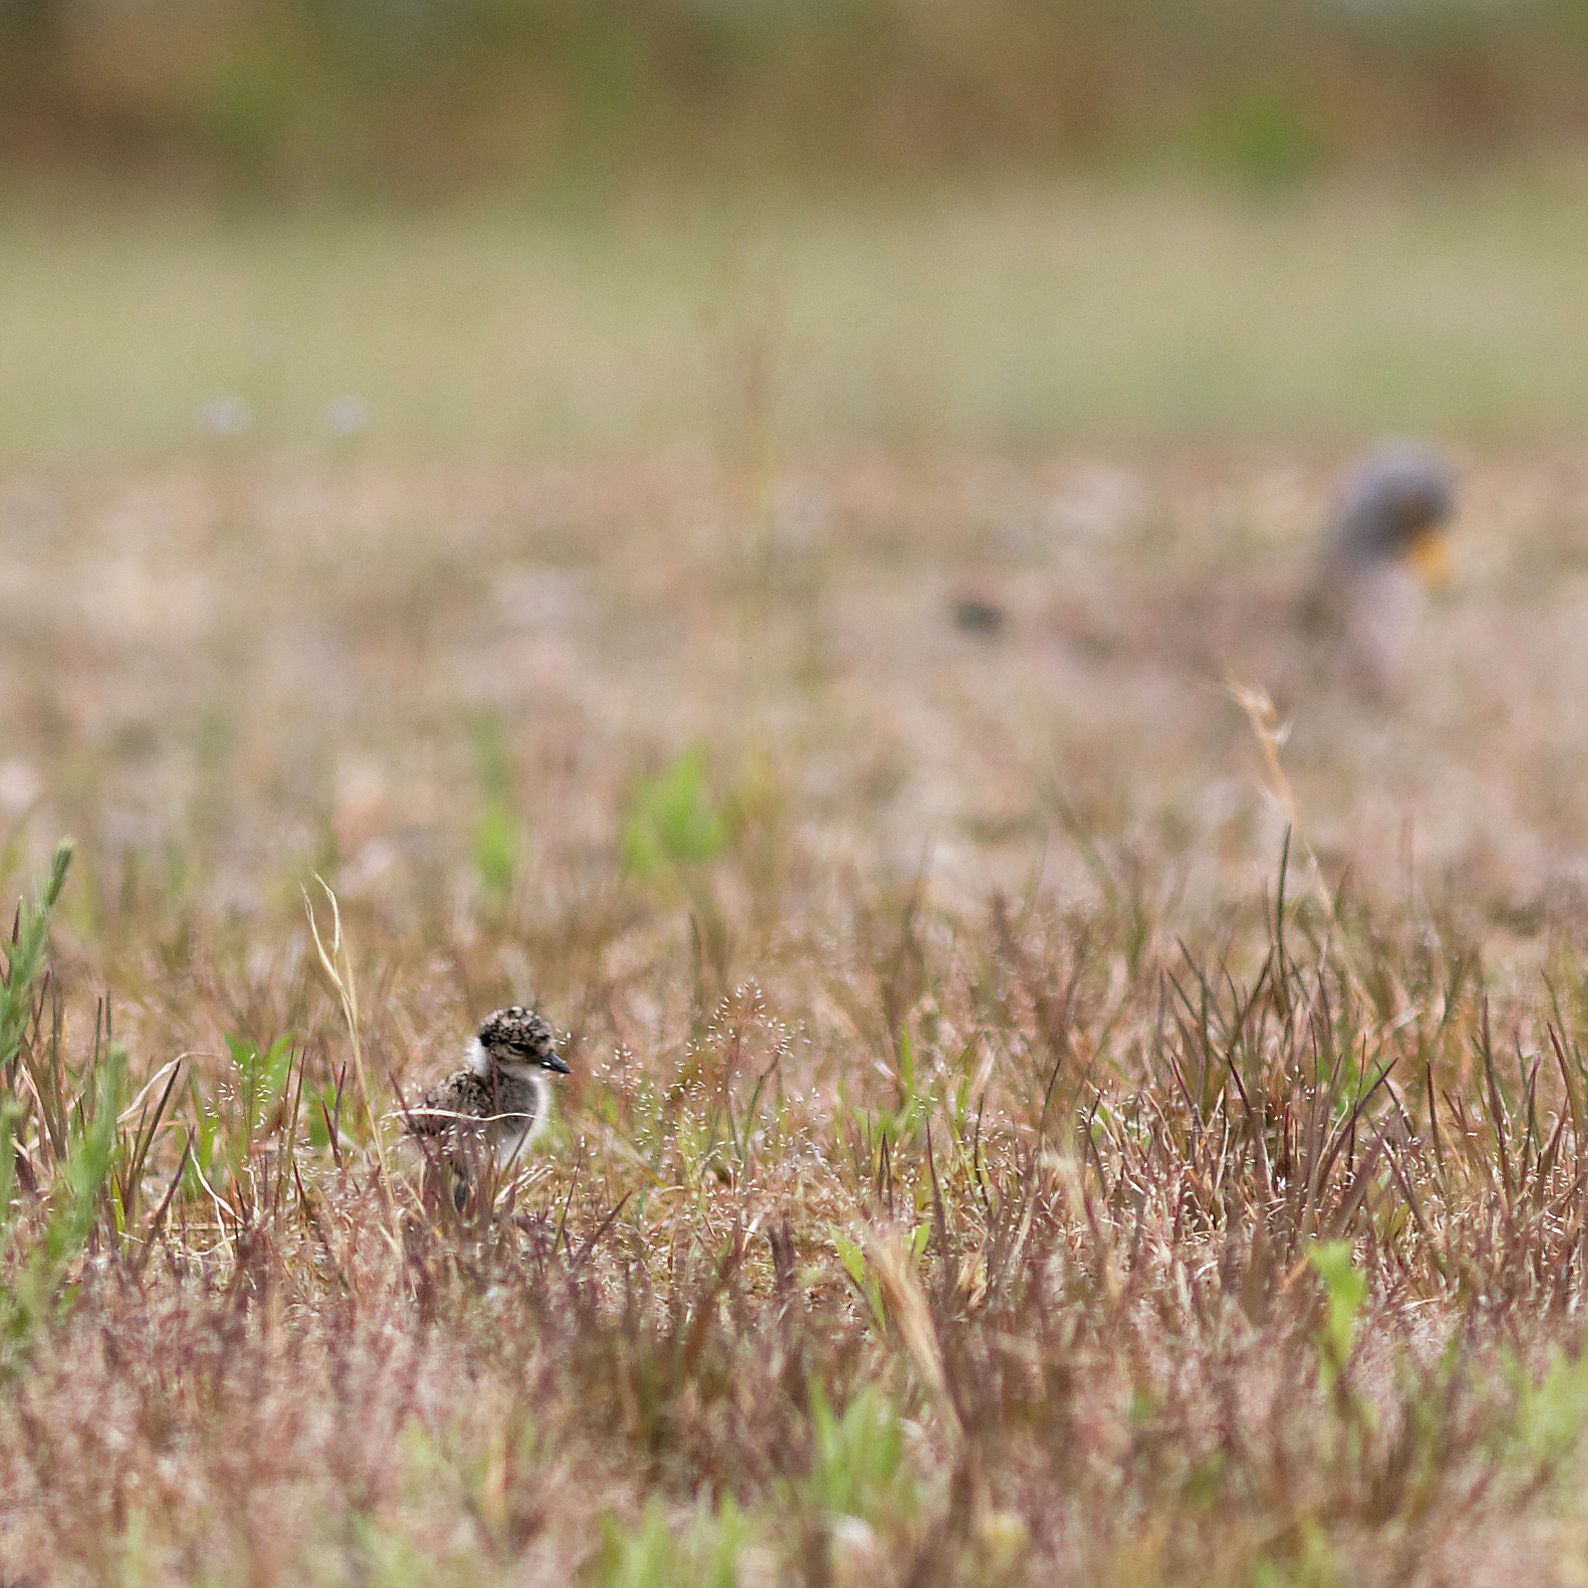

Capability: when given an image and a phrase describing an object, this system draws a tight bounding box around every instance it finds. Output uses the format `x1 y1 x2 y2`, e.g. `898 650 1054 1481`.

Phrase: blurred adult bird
1150 443 1458 704
956 442 1457 706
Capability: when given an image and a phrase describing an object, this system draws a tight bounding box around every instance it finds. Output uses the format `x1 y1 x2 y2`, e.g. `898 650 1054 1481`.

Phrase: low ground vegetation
1 445 1588 1582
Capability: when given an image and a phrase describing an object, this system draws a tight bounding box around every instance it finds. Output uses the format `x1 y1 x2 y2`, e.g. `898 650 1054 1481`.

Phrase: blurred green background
3 0 1588 459
7 0 1588 191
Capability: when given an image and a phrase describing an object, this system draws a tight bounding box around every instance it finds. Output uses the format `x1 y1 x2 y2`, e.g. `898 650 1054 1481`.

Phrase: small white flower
197 394 253 438
322 394 371 438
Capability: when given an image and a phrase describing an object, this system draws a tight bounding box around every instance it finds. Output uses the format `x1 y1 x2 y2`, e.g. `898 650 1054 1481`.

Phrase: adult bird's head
1329 443 1457 588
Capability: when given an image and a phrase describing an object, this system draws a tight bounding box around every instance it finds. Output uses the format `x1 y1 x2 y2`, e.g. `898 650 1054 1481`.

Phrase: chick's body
410 1063 547 1166
403 1006 570 1201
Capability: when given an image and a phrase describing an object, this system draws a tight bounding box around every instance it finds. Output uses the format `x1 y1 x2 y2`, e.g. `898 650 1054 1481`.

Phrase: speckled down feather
406 1066 543 1161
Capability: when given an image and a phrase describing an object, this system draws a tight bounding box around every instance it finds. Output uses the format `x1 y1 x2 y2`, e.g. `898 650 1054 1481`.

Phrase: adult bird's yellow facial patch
1403 523 1452 587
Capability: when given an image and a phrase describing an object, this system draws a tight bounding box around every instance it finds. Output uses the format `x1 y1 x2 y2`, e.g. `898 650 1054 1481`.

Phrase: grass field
5 179 1588 1585
8 169 1588 460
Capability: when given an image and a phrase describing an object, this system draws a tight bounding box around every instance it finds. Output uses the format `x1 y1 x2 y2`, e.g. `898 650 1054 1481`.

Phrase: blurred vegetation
5 173 1588 461
2 0 1588 194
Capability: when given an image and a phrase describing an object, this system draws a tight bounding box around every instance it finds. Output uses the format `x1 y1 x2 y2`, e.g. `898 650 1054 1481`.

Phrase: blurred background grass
5 0 1588 193
8 172 1588 463
2 0 1588 461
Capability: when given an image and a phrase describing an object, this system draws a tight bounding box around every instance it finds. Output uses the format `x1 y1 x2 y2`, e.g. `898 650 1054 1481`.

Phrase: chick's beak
544 1051 571 1075
1404 525 1452 589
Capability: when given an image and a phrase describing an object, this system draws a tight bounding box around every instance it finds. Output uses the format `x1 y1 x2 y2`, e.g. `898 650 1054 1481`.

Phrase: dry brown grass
3 449 1588 1584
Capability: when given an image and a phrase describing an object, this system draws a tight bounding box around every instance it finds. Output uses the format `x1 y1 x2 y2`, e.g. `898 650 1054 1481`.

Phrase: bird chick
404 1006 570 1206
